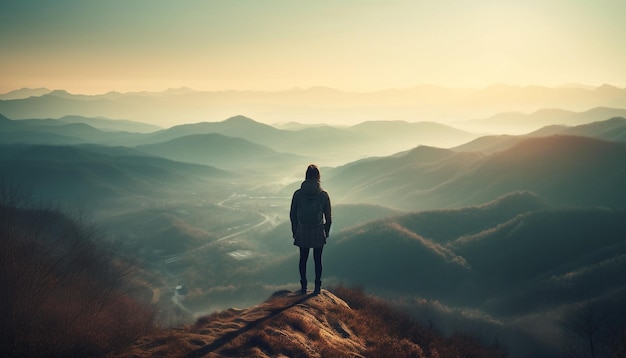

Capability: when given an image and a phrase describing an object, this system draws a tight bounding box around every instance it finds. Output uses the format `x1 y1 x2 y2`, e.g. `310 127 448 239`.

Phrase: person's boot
314 280 321 295
299 279 307 294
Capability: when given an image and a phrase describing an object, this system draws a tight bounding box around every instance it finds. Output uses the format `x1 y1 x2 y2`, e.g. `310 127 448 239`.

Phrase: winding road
159 192 287 314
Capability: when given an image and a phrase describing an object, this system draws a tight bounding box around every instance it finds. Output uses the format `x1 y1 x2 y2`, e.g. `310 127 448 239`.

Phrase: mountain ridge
140 115 285 146
458 106 626 134
0 144 230 210
2 84 625 127
452 116 626 154
135 132 306 171
0 87 52 100
0 116 147 145
325 134 626 210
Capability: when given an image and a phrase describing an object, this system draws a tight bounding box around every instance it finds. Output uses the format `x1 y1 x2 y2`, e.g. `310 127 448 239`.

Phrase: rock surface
113 290 366 358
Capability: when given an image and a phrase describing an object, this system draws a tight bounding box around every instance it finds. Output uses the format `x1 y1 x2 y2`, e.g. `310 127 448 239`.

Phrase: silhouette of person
290 164 332 294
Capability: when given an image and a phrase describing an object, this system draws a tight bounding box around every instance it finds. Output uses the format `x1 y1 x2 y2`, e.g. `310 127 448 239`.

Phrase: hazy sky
1 0 625 94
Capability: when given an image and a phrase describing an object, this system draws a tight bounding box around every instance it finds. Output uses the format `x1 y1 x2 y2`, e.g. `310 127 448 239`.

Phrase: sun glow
1 1 625 94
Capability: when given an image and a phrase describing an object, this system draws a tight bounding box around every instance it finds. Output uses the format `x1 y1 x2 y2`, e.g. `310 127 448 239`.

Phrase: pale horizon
2 82 622 97
2 0 626 95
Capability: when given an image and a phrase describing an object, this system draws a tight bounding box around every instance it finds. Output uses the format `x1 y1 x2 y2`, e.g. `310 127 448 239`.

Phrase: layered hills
325 135 626 211
0 113 149 145
2 95 626 357
453 116 626 153
2 84 625 127
458 107 626 134
322 197 626 310
3 111 626 172
136 133 305 171
252 192 626 356
0 144 230 211
133 115 478 164
0 113 477 166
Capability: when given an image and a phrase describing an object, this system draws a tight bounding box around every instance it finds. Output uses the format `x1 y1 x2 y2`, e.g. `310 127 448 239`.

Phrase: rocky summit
113 290 367 358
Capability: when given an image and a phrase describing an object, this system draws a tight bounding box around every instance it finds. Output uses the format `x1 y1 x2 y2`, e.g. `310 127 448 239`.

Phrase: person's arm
323 193 332 237
289 191 299 238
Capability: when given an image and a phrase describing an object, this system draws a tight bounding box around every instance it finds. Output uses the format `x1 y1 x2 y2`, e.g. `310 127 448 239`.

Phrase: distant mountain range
55 115 162 133
3 90 626 357
138 115 478 164
1 84 625 127
4 111 626 182
0 113 479 166
0 144 229 210
453 116 626 153
530 115 626 141
325 134 626 211
458 107 626 134
0 87 52 100
0 113 149 145
138 115 287 146
136 133 307 171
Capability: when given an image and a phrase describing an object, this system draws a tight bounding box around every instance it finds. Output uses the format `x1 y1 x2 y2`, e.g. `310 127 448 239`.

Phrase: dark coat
290 179 332 248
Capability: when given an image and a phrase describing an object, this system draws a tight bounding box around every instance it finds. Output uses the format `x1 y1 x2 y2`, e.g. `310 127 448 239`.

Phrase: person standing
290 164 332 294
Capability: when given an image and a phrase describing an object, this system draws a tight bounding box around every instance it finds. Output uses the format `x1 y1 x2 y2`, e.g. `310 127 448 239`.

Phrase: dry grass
231 288 502 357
114 286 509 357
0 194 156 357
329 284 508 358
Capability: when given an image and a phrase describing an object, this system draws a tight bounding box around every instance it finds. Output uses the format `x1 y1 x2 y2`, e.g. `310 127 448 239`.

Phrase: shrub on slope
0 196 155 357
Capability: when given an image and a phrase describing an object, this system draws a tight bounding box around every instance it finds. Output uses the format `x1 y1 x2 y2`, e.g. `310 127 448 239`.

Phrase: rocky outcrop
114 290 365 358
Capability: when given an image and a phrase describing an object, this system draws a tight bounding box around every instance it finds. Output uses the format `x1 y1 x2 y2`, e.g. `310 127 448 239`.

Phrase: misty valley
2 95 626 356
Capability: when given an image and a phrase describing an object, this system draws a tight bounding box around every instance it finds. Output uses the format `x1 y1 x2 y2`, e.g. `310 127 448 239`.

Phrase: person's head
305 164 321 181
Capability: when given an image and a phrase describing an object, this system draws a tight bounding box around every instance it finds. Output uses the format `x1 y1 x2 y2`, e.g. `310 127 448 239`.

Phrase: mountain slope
122 290 366 358
321 192 547 299
326 220 470 297
420 135 626 209
1 203 155 357
453 117 626 154
0 114 146 145
56 115 162 133
135 133 305 171
140 115 286 146
325 145 485 208
326 135 626 210
459 105 626 134
350 120 477 148
393 191 547 244
139 116 477 165
250 193 626 356
450 134 525 154
114 288 505 358
0 144 229 209
450 208 626 315
0 87 51 100
321 201 626 314
530 116 626 142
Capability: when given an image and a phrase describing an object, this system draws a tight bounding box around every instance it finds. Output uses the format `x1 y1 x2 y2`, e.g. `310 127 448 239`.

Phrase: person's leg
299 247 309 293
313 247 323 294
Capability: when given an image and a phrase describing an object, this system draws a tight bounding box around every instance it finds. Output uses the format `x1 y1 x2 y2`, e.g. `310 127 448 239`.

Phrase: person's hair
305 164 321 180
